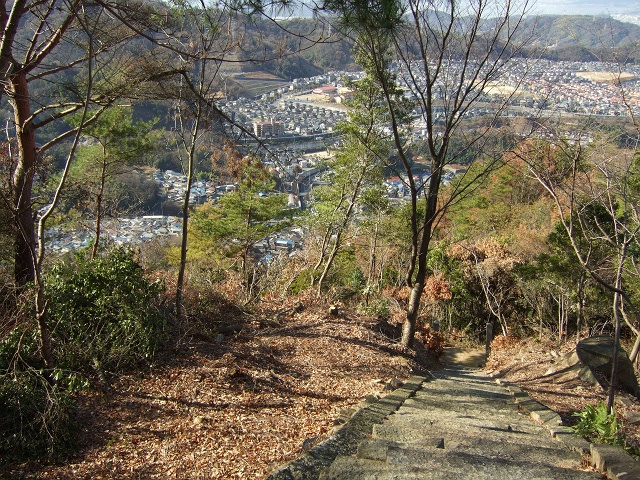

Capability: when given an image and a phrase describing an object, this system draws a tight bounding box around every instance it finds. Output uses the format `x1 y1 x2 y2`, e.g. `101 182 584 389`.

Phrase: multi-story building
254 119 284 137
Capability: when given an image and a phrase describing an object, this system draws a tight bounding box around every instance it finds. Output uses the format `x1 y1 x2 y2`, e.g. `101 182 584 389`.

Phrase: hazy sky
284 1 640 20
532 1 640 16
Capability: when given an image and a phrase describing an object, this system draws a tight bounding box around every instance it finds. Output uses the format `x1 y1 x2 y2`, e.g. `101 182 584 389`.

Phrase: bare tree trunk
576 272 586 342
10 70 37 286
175 61 204 320
175 161 195 320
365 220 379 306
312 185 349 283
34 276 53 372
316 167 365 296
368 221 379 285
402 282 424 348
630 335 640 365
91 153 108 259
313 226 333 273
608 290 622 413
316 231 341 295
401 162 442 347
31 37 95 373
608 243 627 412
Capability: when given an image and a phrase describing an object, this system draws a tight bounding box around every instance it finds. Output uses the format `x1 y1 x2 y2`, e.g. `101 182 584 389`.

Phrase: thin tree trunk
31 38 95 374
401 158 443 348
91 154 108 259
366 220 379 306
576 272 586 342
316 166 365 296
608 290 622 413
316 232 341 295
539 307 543 342
176 162 195 320
242 205 252 289
10 70 37 286
312 186 349 279
608 246 626 413
175 63 203 320
629 334 640 364
313 227 333 272
402 282 424 347
558 293 564 343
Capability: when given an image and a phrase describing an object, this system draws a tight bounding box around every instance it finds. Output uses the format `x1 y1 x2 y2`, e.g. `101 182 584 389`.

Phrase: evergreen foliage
45 247 166 372
0 248 164 459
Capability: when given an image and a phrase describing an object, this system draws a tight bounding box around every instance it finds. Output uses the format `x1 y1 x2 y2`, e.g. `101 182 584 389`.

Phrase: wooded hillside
2 0 640 477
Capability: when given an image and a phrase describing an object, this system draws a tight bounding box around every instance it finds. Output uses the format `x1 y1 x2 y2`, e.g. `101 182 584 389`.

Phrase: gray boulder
544 335 639 397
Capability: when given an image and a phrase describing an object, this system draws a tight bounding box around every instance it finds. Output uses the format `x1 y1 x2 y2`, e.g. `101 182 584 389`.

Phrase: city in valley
46 58 640 256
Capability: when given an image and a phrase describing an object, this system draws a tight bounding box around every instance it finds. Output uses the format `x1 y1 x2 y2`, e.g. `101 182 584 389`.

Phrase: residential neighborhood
45 59 640 255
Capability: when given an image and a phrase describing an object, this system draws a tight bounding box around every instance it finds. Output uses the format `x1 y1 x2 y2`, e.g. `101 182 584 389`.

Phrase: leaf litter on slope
11 303 435 479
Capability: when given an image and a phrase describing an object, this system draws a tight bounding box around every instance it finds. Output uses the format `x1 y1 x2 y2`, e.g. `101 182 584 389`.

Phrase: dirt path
442 347 487 368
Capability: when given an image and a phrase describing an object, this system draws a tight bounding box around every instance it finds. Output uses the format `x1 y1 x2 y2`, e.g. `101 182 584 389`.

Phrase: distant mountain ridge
518 14 640 62
532 0 640 17
279 14 640 79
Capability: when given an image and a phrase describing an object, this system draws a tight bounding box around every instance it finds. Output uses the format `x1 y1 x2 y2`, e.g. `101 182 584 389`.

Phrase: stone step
372 420 560 449
318 368 603 479
412 382 523 400
396 396 532 421
445 437 585 468
381 405 544 430
377 436 587 469
412 382 520 404
275 366 627 479
356 437 444 461
322 450 601 479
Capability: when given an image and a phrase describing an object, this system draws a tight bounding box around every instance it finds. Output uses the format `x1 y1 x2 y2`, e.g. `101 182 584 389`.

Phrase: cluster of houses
44 59 640 257
251 227 303 264
486 59 639 117
46 211 305 261
45 164 309 256
385 166 466 199
270 100 346 137
226 60 640 148
224 96 347 139
152 170 235 206
522 60 640 117
221 70 368 140
392 58 640 119
45 216 183 254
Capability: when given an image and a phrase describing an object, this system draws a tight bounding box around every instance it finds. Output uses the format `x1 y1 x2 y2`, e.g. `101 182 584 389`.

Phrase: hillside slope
3 300 434 479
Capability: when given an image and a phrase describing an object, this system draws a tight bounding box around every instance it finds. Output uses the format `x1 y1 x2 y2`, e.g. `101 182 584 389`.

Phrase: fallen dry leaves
5 302 435 479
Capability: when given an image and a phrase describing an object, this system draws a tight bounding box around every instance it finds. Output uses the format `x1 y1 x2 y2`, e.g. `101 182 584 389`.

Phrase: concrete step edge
265 375 428 480
494 376 639 479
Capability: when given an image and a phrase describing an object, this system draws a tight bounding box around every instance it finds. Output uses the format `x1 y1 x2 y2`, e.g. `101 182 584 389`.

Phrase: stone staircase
268 358 640 480
319 366 601 479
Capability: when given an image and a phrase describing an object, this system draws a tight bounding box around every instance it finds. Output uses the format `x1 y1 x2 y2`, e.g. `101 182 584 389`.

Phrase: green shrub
0 325 77 459
0 248 164 460
287 267 315 295
0 367 75 459
347 267 366 291
572 403 622 446
361 297 390 318
46 247 166 373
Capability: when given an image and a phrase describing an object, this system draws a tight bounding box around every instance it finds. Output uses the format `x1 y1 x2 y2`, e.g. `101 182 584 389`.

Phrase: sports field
575 71 637 83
